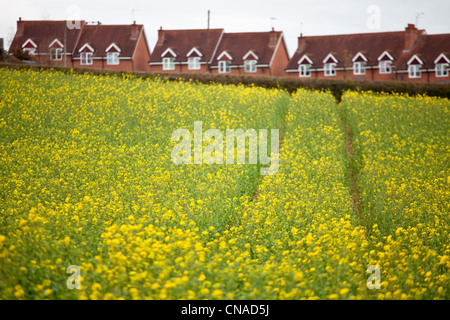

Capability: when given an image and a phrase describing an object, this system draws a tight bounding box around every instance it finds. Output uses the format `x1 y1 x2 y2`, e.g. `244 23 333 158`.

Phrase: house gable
407 54 424 65
105 43 121 53
49 39 64 49
298 55 313 65
22 38 37 49
434 53 450 65
161 47 177 58
217 51 233 61
323 53 338 64
352 52 368 63
186 47 203 58
79 43 95 53
243 50 259 61
378 50 395 61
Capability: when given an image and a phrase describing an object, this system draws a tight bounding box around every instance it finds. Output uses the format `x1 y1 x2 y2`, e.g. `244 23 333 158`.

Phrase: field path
339 103 368 236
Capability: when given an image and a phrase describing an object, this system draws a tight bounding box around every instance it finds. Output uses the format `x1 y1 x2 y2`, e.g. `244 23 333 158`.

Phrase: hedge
1 63 449 102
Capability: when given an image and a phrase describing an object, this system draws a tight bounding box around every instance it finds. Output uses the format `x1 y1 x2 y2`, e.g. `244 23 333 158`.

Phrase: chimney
157 26 165 45
298 33 306 52
17 17 24 36
130 21 139 40
404 23 419 51
269 27 277 47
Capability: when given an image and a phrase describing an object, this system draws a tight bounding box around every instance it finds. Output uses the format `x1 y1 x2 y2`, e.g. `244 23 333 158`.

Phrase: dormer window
244 60 256 73
379 61 392 74
188 57 200 70
219 61 230 73
49 39 64 61
299 65 311 77
217 51 233 73
23 48 36 55
105 43 121 65
107 52 119 65
323 54 338 77
22 39 38 55
434 54 449 78
163 57 175 70
408 65 421 78
407 55 423 79
51 48 63 61
353 62 366 75
436 63 449 77
79 43 94 65
378 51 394 74
186 47 203 70
324 63 336 76
352 52 367 75
243 50 258 73
161 48 177 70
81 52 93 65
298 55 313 78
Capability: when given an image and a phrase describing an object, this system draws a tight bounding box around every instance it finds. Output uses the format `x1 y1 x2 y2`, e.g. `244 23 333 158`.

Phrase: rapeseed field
0 68 448 299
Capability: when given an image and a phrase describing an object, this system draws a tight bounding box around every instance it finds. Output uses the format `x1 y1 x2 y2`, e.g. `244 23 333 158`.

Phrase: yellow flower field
0 68 448 299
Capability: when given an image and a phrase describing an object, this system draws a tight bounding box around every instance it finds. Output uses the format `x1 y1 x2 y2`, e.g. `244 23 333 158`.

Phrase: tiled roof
397 34 450 69
286 28 450 72
150 29 224 63
211 31 283 66
286 31 411 70
73 24 144 58
9 20 84 53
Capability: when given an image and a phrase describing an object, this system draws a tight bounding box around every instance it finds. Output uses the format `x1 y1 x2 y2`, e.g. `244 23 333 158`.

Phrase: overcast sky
1 0 449 56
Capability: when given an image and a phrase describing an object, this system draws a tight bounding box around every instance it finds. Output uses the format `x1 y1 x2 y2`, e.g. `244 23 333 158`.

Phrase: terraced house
149 28 224 73
285 24 450 83
149 27 289 76
9 18 151 72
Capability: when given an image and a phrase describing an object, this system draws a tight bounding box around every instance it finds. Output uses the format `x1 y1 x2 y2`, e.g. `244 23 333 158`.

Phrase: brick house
9 18 151 72
285 24 450 83
9 18 84 67
149 28 224 73
149 28 289 76
210 29 289 76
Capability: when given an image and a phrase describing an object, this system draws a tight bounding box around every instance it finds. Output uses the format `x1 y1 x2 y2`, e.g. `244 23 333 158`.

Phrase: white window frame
219 61 230 73
80 52 93 65
408 65 421 78
188 57 201 70
23 48 36 55
324 63 336 76
353 62 366 75
51 48 63 61
107 52 119 65
299 64 311 77
435 63 449 77
163 57 175 70
379 60 392 74
244 60 256 73
22 39 38 54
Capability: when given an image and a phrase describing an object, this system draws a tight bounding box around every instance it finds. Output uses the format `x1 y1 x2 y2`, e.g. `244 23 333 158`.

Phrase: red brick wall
429 71 450 83
210 66 271 76
394 71 450 83
270 39 290 77
132 32 151 72
284 68 447 84
72 59 134 71
149 64 210 73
